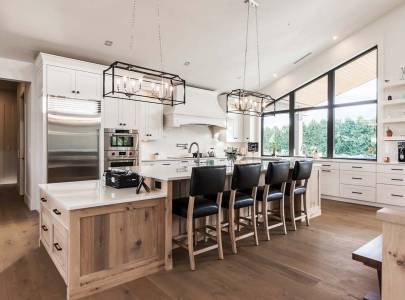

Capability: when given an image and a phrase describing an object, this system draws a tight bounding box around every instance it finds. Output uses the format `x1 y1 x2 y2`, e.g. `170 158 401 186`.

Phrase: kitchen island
38 180 169 300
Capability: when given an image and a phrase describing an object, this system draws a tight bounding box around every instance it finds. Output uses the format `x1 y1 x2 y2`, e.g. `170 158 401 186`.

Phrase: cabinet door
147 104 163 140
47 65 76 97
120 100 137 129
226 116 235 142
320 169 340 197
234 114 244 142
137 102 149 139
103 98 120 128
243 115 252 142
75 71 101 100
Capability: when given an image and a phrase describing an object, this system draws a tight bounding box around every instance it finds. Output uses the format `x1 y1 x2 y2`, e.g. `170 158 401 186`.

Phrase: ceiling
0 0 403 93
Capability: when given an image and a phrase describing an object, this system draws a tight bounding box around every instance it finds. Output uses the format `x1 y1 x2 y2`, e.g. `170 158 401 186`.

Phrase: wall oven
104 128 139 169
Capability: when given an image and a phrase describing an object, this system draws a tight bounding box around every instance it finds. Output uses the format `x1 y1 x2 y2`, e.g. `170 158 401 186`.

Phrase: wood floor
0 185 381 300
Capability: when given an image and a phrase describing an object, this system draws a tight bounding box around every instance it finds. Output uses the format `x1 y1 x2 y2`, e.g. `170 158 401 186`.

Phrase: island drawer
340 184 376 202
377 184 405 206
377 164 405 175
52 220 68 282
340 170 376 187
319 162 339 170
39 192 50 210
40 206 52 250
377 173 405 186
340 163 376 173
48 198 69 229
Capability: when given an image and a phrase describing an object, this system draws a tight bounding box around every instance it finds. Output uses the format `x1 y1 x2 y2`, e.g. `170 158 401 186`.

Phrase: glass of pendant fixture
226 89 275 117
103 61 186 106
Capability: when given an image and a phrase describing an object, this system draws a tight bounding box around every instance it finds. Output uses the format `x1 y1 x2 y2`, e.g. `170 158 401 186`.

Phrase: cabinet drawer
52 220 68 281
377 164 405 175
340 170 376 187
40 206 52 250
39 192 50 210
320 169 340 197
319 162 339 170
377 184 405 206
340 184 376 202
377 173 405 186
340 163 376 172
49 198 69 228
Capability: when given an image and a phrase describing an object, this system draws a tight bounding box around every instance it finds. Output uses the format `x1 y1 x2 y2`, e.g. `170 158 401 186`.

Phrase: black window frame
261 46 378 161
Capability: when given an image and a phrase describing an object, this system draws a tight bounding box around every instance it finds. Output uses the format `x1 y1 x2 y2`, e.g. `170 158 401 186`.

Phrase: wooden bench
352 235 382 300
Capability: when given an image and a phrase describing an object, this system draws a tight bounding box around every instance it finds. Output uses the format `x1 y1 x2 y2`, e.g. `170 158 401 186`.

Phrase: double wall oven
104 128 139 168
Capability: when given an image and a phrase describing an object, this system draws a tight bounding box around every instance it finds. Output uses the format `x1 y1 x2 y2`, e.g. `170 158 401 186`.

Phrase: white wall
140 126 227 160
0 57 37 209
262 4 405 162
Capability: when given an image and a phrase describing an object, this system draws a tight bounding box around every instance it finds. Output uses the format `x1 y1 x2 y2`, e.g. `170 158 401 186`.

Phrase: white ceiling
0 0 403 92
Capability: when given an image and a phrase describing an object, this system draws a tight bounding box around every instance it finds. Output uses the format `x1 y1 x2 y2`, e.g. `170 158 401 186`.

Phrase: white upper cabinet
226 113 258 143
120 100 137 129
47 66 76 98
137 102 163 141
103 99 137 130
46 66 101 100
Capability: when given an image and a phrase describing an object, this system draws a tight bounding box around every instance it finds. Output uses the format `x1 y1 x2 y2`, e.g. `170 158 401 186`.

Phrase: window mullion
289 92 295 157
327 71 335 158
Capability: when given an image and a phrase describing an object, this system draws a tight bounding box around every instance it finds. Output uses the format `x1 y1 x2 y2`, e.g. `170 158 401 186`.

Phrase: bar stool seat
221 191 254 209
173 196 219 218
256 186 284 202
284 184 306 195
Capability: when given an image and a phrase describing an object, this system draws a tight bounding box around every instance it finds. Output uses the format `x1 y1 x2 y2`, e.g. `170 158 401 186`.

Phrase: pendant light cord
255 6 261 90
129 0 136 50
242 3 250 90
156 0 164 71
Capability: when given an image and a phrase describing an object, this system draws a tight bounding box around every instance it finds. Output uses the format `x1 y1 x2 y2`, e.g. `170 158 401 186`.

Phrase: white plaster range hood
164 86 226 128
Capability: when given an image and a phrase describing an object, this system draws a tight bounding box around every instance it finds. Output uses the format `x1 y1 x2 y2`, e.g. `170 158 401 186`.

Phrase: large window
261 47 377 160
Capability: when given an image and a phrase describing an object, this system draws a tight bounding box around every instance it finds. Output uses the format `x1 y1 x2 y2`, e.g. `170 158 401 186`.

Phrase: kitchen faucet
188 142 200 165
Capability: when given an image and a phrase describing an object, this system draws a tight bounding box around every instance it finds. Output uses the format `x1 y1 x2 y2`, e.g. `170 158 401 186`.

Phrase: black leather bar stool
172 165 226 270
256 161 290 240
286 160 313 231
222 163 261 254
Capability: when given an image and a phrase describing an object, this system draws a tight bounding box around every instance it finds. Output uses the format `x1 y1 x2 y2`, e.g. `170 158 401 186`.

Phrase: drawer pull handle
322 170 331 173
391 168 404 171
41 225 48 232
391 178 404 181
352 191 363 195
391 194 404 198
352 166 362 169
53 209 61 215
40 197 47 203
53 243 63 251
322 164 331 167
352 177 362 180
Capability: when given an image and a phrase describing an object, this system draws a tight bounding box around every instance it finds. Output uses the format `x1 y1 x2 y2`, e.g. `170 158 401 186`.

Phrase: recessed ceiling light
104 40 113 46
332 35 339 41
273 73 278 78
184 61 191 66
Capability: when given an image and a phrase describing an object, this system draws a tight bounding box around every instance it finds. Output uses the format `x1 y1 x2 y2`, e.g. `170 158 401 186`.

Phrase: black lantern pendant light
226 0 276 117
103 0 186 106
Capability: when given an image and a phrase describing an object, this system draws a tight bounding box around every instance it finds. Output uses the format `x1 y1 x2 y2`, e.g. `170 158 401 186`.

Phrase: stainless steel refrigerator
47 96 101 183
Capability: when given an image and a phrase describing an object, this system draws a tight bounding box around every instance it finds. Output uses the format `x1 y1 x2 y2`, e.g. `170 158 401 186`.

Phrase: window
261 47 378 160
262 113 290 156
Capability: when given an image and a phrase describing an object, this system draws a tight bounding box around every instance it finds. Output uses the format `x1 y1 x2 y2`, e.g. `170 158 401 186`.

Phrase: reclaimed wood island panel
38 180 169 300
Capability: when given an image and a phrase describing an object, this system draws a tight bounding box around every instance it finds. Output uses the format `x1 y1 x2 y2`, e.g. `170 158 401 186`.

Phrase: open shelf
382 99 405 106
385 80 405 89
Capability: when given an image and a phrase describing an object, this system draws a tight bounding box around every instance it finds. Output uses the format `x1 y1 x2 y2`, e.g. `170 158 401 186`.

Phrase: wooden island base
39 185 170 300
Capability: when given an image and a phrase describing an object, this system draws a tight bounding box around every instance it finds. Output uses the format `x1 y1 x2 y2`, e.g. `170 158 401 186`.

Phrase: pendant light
226 0 276 117
103 0 186 106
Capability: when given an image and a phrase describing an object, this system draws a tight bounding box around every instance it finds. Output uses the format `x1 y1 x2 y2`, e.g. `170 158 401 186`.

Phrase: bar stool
286 160 313 231
222 163 261 254
172 165 226 270
256 161 290 240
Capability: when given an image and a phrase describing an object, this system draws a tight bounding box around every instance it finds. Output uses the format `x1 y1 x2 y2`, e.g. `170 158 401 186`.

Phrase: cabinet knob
76 91 80 94
40 197 47 203
72 90 76 94
53 209 61 215
53 243 63 251
41 225 48 232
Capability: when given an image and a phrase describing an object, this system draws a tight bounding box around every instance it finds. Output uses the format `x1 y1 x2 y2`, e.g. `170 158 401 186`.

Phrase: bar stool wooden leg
228 191 237 254
290 183 297 231
252 187 259 246
303 193 310 226
187 196 196 270
281 195 287 235
236 209 240 232
262 197 270 241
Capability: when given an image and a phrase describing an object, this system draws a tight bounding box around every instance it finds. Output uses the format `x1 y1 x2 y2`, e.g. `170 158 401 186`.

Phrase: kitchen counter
39 180 167 210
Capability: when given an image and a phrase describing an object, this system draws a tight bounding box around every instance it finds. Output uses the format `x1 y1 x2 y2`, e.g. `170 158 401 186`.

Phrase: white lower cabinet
340 170 376 187
377 184 405 206
340 184 376 202
320 169 340 197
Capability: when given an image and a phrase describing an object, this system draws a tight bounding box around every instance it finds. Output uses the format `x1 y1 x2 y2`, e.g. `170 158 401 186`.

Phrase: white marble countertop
134 160 321 181
39 180 167 210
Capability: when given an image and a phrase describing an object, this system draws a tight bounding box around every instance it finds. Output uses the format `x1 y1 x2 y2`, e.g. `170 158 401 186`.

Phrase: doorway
0 79 26 197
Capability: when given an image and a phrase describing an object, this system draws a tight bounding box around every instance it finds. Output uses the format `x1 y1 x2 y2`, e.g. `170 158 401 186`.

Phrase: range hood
164 86 226 128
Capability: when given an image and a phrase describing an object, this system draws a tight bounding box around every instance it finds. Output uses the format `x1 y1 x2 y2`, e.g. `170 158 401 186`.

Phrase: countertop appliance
104 128 139 168
399 142 405 162
47 96 101 183
105 169 139 189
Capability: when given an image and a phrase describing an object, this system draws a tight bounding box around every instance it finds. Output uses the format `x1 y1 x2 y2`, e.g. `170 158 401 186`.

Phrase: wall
262 3 405 162
140 125 227 160
0 86 17 184
0 57 36 209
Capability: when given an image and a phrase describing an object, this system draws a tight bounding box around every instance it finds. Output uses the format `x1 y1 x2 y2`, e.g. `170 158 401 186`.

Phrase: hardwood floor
0 186 381 300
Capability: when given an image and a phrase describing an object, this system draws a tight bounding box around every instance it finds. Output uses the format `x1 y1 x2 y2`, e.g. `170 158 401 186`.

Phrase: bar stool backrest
231 163 261 191
292 160 313 181
190 165 226 197
265 161 290 186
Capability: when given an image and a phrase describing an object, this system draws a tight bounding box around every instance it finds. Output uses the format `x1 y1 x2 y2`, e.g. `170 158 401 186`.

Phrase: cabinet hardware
352 191 363 195
72 90 76 93
352 166 362 169
391 168 404 171
352 177 362 180
76 91 80 94
391 194 404 198
40 197 47 202
321 170 331 173
53 209 61 215
41 225 48 232
322 164 331 167
391 178 404 181
53 243 63 251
